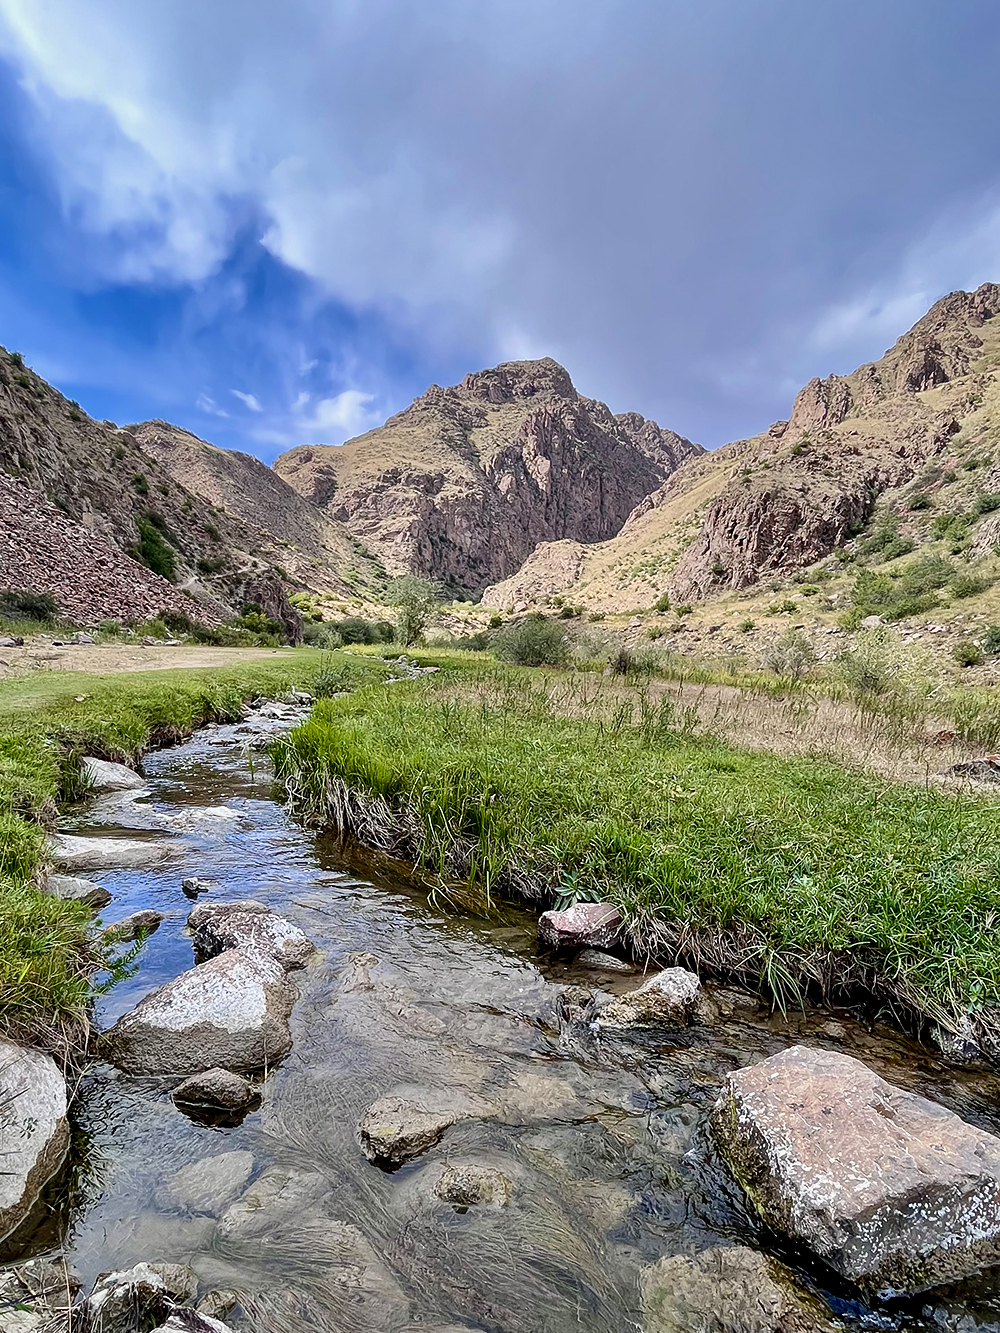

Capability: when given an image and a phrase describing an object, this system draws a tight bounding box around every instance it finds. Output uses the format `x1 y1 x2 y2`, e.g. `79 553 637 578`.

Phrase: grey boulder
49 833 182 872
434 1163 512 1208
187 900 316 971
597 967 717 1029
171 1067 259 1112
537 901 621 950
82 756 145 792
43 871 112 909
100 948 296 1074
640 1246 836 1333
711 1044 1000 1294
0 1040 69 1243
217 1165 328 1241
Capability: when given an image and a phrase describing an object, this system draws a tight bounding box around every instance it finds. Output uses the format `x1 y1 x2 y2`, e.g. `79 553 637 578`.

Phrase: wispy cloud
196 392 229 417
231 388 263 412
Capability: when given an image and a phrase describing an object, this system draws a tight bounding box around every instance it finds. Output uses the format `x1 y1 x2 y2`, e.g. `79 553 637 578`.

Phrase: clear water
14 718 1000 1332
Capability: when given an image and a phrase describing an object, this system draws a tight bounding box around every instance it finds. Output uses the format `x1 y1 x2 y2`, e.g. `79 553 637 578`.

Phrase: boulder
49 833 182 872
640 1246 836 1333
43 871 111 909
187 900 316 971
711 1045 1000 1294
358 1089 485 1169
83 1262 198 1332
102 909 165 943
82 756 145 792
100 948 296 1075
156 1150 255 1216
597 967 717 1029
0 1040 70 1243
195 1291 238 1322
537 901 621 950
434 1164 512 1208
171 1068 259 1113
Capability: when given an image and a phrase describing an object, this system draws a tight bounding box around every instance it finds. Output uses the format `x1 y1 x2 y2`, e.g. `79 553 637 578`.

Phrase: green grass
0 651 385 1056
273 669 1000 1043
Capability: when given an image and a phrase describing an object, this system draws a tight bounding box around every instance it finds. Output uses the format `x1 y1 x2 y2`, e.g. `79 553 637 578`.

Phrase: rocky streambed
5 701 1000 1331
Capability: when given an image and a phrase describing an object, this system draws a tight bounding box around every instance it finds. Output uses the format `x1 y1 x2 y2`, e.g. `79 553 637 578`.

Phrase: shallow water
14 717 1000 1331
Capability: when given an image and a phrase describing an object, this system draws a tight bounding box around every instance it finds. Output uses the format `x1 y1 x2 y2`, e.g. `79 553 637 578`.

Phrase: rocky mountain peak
460 357 577 405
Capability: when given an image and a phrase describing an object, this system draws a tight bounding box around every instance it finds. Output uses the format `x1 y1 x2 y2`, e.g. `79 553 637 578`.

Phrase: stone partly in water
537 902 622 950
43 871 112 910
171 1068 260 1113
82 755 146 792
434 1164 513 1208
710 1044 1000 1294
49 833 183 872
358 1089 486 1170
100 948 296 1075
101 909 165 943
0 1040 70 1244
217 1165 329 1241
187 900 316 971
597 967 717 1029
82 1261 199 1332
575 948 633 972
152 1314 236 1333
640 1245 837 1333
181 877 219 899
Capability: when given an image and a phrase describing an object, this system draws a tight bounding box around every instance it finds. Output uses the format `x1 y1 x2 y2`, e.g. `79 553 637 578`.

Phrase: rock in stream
0 1040 70 1245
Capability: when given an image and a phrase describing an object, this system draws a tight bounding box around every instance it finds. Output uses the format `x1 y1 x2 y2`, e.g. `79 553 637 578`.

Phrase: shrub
953 641 985 668
0 589 58 623
763 630 816 682
609 645 657 678
313 656 369 698
160 609 195 636
488 615 503 629
197 556 226 575
131 473 150 497
768 599 798 615
981 625 1000 657
493 615 568 667
739 619 756 633
676 605 693 617
328 615 393 645
909 492 933 511
848 554 955 623
932 512 974 542
130 514 177 581
976 493 1000 516
303 621 343 649
951 571 993 599
654 591 671 612
8 350 23 367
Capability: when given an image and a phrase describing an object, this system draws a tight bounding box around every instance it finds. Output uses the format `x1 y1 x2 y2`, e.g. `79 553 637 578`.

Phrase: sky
2 2 1000 462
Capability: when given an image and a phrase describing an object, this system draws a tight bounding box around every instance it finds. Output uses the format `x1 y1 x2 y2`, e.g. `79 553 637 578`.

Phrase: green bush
386 575 440 646
848 554 955 623
932 512 974 542
0 589 58 623
909 492 933 511
493 615 569 667
654 591 671 612
764 630 816 682
976 493 1000 516
130 514 177 581
303 621 343 649
131 473 150 497
953 641 985 668
951 571 994 599
981 625 1000 656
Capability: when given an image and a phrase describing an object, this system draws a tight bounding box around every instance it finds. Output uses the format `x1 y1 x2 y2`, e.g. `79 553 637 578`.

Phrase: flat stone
538 902 622 950
434 1164 512 1208
576 948 633 972
101 909 164 943
157 1150 255 1215
172 1067 259 1112
82 756 145 792
597 967 717 1029
100 948 296 1075
0 1040 69 1244
217 1165 328 1241
358 1089 486 1169
711 1044 1000 1294
640 1246 836 1333
49 833 182 872
187 900 316 971
43 872 111 909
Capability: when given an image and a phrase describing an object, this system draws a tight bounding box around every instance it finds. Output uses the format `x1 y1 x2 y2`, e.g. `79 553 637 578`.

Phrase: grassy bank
273 668 1000 1045
0 651 382 1056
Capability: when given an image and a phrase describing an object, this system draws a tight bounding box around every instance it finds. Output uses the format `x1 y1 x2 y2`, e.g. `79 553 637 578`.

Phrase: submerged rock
100 948 296 1075
597 967 717 1029
187 899 316 971
82 755 146 792
640 1246 836 1333
171 1067 259 1113
102 909 165 943
434 1164 512 1208
575 948 633 972
43 871 112 909
217 1165 329 1241
711 1044 1000 1294
537 902 622 950
358 1089 486 1169
0 1040 70 1244
49 832 182 872
156 1150 255 1216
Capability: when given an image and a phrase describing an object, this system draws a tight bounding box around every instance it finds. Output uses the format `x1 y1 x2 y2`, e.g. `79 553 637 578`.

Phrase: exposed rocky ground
274 357 702 593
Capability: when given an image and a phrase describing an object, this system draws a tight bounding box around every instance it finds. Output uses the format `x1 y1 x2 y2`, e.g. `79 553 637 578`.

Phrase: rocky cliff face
274 358 702 593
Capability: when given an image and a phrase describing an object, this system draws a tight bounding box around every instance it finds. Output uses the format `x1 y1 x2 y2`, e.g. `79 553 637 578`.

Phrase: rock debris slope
274 357 703 594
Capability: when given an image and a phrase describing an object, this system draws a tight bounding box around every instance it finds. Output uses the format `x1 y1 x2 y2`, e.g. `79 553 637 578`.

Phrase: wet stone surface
10 714 1000 1332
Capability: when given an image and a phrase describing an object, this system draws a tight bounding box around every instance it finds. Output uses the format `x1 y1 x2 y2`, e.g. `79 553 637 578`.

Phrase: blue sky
2 1 1000 462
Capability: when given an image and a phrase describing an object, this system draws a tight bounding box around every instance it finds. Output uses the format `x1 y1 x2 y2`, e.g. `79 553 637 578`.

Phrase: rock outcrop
0 1040 70 1243
274 358 702 593
711 1044 1000 1294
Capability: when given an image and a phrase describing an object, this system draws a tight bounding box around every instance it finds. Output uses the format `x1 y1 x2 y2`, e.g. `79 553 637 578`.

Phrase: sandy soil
0 639 299 678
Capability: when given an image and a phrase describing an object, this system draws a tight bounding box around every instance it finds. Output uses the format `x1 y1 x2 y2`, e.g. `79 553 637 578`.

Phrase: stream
12 711 1000 1332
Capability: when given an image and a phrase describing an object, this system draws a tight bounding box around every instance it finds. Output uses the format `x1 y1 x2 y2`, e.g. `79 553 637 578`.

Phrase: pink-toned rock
537 902 622 950
711 1045 1000 1295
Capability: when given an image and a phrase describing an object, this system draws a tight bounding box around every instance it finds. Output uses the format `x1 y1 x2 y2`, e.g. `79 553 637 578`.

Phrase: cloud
231 388 262 411
196 393 229 417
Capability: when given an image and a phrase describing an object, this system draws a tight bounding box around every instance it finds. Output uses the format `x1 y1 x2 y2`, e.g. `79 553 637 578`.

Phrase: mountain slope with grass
274 357 703 594
484 284 1000 615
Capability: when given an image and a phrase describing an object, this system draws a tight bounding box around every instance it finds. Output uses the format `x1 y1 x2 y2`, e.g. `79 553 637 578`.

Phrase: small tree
386 576 439 646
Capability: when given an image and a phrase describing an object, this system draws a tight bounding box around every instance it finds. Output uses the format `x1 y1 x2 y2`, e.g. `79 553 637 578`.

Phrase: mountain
483 284 1000 612
274 358 703 594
